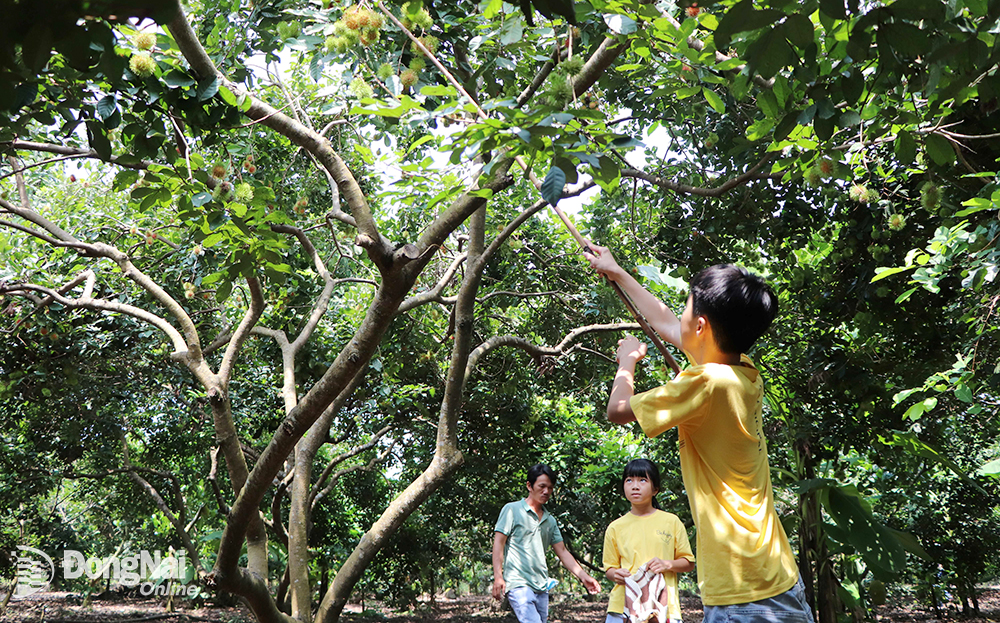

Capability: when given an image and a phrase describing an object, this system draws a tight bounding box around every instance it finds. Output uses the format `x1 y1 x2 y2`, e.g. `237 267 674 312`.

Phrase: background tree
2 0 999 622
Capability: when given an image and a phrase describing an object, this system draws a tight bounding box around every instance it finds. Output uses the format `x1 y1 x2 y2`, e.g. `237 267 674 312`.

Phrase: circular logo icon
13 546 54 599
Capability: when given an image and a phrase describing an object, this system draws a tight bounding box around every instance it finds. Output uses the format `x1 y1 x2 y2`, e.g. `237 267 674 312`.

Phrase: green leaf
746 118 774 141
163 70 196 88
825 486 906 579
886 528 931 562
903 402 926 420
96 96 118 121
605 14 639 35
552 157 578 184
924 133 955 166
813 114 835 141
197 75 220 101
784 13 814 48
894 131 917 164
703 88 725 113
22 24 53 73
216 278 233 302
955 197 995 217
774 111 798 141
840 72 864 105
978 457 1000 477
540 166 566 206
715 0 783 48
420 85 458 98
309 54 323 82
218 85 238 107
12 83 39 111
85 120 112 161
837 110 861 128
819 0 847 19
483 0 504 19
746 24 791 79
954 384 973 403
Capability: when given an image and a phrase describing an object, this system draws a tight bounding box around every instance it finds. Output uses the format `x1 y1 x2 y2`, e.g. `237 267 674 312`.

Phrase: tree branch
309 425 393 508
166 2 391 273
621 152 780 197
466 322 641 377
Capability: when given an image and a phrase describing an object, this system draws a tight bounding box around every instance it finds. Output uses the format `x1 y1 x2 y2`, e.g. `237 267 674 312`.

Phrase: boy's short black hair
527 463 556 486
690 264 778 355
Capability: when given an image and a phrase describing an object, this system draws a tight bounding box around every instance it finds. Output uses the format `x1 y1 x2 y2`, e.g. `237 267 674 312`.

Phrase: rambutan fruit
134 32 157 51
129 52 156 78
400 69 419 87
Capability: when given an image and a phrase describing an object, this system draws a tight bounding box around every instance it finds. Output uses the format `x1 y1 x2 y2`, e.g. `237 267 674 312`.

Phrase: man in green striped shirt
492 464 600 623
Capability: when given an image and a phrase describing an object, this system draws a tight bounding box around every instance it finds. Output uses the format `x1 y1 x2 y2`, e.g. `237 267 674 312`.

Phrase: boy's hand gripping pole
548 203 681 376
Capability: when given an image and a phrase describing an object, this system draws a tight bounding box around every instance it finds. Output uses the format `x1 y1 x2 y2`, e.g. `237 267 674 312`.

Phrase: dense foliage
1 0 998 621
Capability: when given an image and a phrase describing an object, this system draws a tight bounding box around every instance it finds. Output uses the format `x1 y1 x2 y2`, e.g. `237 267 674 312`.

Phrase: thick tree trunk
288 441 313 622
210 391 269 580
314 451 464 623
315 204 489 623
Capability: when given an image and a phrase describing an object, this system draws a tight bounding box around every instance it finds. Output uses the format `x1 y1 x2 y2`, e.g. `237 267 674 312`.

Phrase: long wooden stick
548 203 681 375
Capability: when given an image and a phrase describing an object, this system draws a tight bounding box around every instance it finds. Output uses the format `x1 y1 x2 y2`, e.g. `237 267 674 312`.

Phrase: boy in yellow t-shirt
584 244 814 623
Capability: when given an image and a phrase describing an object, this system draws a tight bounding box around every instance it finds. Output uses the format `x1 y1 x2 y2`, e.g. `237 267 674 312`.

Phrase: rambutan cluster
235 183 254 203
541 57 585 108
277 21 301 40
293 196 309 215
326 5 384 52
410 35 439 57
348 76 374 99
400 69 419 88
401 1 434 30
849 183 878 204
804 157 836 187
213 181 235 202
920 181 941 213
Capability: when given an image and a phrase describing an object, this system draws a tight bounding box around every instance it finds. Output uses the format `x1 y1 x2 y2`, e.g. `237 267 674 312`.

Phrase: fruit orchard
1 0 998 622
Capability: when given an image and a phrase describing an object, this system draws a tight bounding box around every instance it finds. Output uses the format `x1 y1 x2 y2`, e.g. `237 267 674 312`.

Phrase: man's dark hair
690 264 778 354
526 463 556 487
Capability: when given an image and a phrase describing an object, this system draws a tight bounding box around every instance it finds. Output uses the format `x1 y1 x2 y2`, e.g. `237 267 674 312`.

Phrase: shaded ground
4 588 999 622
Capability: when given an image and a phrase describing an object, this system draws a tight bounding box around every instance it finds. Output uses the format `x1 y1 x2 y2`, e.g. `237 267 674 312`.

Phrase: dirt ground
4 588 999 622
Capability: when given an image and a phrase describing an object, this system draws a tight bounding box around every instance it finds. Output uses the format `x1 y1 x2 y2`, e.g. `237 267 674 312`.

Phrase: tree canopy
1 0 998 622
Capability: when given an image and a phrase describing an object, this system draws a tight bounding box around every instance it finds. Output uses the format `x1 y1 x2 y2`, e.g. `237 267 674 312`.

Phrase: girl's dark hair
622 459 662 509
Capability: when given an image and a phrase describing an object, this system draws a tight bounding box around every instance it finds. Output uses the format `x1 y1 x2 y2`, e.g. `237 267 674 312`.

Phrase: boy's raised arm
607 336 646 424
582 243 681 347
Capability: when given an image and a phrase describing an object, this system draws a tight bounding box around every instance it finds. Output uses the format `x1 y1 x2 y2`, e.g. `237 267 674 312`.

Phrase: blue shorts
507 586 549 623
703 577 815 623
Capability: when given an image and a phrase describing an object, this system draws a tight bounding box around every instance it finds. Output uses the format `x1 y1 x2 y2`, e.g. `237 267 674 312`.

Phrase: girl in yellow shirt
603 459 695 623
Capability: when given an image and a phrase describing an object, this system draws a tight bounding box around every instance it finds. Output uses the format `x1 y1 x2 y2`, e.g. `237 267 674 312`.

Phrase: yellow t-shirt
602 510 695 617
629 355 799 606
